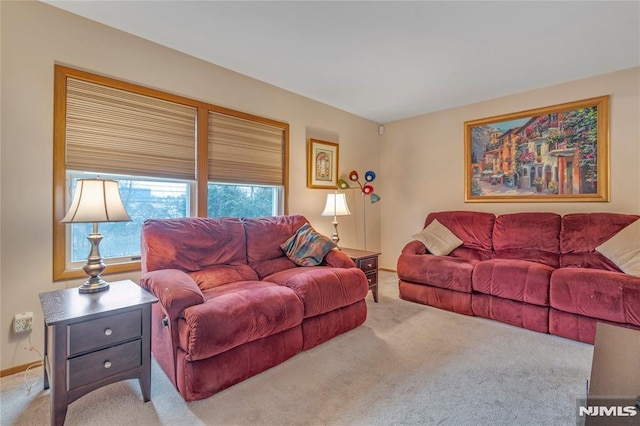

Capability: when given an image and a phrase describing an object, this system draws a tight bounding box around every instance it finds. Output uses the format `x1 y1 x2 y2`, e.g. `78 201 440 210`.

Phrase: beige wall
379 67 640 269
0 1 380 370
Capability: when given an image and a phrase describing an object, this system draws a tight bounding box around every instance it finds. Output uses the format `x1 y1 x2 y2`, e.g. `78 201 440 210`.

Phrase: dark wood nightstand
39 280 158 426
340 248 381 303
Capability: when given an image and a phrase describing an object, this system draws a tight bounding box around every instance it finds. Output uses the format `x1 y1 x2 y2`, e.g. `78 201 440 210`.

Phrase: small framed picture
307 138 339 189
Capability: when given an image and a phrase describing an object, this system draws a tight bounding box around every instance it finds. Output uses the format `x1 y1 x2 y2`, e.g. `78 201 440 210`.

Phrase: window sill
54 261 141 282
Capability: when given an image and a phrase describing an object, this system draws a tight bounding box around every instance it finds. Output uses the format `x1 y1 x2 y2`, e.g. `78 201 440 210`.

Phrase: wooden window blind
208 112 285 185
54 65 289 281
66 77 197 180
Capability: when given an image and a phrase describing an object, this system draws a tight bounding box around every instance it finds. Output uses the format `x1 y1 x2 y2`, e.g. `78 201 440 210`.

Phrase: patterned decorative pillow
280 223 336 266
595 219 640 276
412 219 463 256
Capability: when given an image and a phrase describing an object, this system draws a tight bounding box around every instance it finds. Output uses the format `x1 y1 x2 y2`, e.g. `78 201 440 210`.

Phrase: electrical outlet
14 312 33 333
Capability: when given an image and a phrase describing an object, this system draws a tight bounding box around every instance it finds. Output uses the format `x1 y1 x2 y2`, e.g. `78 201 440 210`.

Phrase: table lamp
321 191 351 246
61 178 131 293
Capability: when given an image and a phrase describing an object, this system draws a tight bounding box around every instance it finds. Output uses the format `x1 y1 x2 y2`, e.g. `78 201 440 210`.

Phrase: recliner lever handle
162 316 169 327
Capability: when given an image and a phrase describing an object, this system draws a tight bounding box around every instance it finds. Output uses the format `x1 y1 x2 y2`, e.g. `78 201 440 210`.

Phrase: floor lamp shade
61 179 131 293
321 192 351 245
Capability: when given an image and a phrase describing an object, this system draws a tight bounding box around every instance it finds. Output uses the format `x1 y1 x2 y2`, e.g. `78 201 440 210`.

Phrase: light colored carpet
1 271 592 425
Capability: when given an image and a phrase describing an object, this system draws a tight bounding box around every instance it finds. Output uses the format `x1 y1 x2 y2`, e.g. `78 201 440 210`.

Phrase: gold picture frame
307 138 339 189
464 96 610 202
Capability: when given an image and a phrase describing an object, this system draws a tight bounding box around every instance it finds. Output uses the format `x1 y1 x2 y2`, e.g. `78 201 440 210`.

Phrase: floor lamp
338 170 381 250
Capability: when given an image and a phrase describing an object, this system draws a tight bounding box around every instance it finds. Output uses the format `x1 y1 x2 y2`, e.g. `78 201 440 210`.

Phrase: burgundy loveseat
140 215 368 401
397 211 640 344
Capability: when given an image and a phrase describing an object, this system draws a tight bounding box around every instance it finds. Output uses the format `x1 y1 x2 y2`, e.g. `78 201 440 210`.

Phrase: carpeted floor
1 271 592 425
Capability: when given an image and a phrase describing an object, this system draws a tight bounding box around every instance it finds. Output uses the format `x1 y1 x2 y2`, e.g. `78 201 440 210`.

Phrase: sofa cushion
141 217 247 273
397 254 478 293
280 223 336 266
179 281 304 361
559 213 639 272
595 219 640 276
263 266 368 318
243 215 309 278
188 264 258 291
398 279 474 315
423 211 494 260
472 259 554 306
472 293 549 333
550 267 640 326
250 257 297 280
301 301 368 351
549 309 640 344
492 212 561 267
244 215 309 264
560 213 638 253
412 219 463 256
177 327 303 402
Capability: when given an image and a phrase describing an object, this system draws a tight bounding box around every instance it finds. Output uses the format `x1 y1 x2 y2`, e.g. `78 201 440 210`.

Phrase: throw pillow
281 223 336 266
413 219 463 256
595 219 640 276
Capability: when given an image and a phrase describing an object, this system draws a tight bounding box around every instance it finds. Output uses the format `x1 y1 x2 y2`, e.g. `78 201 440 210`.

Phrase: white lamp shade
321 192 351 217
61 179 131 223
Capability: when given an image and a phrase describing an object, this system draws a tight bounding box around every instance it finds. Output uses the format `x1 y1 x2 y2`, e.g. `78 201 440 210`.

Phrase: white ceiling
44 1 640 123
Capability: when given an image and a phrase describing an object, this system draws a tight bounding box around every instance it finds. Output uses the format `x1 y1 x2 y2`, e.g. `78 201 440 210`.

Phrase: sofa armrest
323 249 357 268
401 240 427 255
140 269 205 319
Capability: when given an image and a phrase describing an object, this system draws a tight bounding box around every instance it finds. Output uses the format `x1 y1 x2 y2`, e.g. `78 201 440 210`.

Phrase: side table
340 247 381 303
39 280 158 426
585 322 640 425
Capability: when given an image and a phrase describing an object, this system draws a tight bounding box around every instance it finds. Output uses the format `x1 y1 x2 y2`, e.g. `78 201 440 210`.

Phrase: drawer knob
104 328 113 336
104 361 112 369
366 263 373 268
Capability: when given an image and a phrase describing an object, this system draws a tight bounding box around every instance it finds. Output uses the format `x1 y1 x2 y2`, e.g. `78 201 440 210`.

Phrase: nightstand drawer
68 310 141 356
67 339 141 390
365 272 378 288
358 256 378 273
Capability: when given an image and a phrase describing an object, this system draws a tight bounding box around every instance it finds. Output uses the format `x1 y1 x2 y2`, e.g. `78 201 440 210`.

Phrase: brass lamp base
79 225 110 293
78 277 110 293
331 218 341 248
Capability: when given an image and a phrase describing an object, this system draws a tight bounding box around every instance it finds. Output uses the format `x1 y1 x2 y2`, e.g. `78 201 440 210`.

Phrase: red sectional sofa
140 215 368 401
397 211 640 344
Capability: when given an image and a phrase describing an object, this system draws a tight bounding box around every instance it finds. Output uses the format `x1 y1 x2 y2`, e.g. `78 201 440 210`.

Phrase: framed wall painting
464 95 610 203
307 138 339 189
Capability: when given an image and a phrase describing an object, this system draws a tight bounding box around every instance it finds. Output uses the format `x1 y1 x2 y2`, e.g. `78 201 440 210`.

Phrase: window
54 65 289 280
207 183 280 218
67 171 191 269
206 111 285 219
